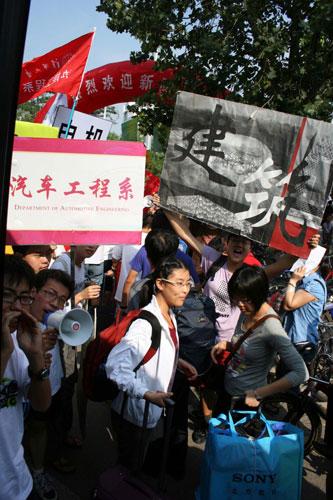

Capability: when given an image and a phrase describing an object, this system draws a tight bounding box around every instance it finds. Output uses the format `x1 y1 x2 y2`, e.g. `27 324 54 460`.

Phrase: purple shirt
201 245 240 342
130 247 200 283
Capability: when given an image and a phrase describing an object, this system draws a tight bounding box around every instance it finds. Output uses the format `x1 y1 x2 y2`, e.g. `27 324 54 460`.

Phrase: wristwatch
254 389 262 401
28 366 50 381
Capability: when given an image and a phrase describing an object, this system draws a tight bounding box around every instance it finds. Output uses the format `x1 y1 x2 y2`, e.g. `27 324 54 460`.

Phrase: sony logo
232 473 277 484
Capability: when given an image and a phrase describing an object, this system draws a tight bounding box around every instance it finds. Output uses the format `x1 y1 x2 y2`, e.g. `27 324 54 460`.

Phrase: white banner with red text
7 137 146 245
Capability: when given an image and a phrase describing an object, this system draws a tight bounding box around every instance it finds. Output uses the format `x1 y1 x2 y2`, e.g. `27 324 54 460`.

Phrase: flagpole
65 27 96 139
64 98 78 138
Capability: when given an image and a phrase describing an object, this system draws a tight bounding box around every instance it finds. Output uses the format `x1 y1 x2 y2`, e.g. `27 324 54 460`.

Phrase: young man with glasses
1 256 51 500
26 269 74 500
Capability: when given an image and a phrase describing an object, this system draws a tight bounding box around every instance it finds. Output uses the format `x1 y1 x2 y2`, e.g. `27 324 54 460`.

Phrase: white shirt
85 246 104 265
40 323 63 396
106 295 178 428
0 339 32 500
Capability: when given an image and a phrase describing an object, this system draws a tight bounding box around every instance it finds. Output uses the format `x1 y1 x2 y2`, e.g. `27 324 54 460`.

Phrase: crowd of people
2 196 333 500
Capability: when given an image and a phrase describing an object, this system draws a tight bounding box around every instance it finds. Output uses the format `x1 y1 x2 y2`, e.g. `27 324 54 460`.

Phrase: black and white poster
159 91 333 257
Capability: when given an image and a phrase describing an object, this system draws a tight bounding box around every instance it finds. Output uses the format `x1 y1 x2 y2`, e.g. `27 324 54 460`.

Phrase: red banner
71 60 174 114
18 32 94 104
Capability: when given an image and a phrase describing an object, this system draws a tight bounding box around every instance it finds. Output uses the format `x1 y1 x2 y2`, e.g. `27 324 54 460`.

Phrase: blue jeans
85 262 104 286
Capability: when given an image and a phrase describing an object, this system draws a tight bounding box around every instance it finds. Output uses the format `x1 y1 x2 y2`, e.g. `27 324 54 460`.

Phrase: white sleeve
105 319 153 399
112 245 123 261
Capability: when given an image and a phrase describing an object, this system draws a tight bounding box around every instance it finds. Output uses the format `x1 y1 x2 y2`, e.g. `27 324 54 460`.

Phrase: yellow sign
15 121 59 138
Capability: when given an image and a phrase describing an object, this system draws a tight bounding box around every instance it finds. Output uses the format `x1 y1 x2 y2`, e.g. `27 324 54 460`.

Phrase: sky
23 0 141 134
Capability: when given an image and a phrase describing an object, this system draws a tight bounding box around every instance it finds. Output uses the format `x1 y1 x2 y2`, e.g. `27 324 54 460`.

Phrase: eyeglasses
161 279 192 288
234 297 252 305
3 292 34 305
41 289 69 307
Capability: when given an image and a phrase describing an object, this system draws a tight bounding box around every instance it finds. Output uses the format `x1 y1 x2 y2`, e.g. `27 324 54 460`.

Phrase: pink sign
7 137 146 245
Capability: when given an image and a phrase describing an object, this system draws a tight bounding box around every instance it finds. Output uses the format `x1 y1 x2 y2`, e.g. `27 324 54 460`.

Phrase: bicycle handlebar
308 375 330 385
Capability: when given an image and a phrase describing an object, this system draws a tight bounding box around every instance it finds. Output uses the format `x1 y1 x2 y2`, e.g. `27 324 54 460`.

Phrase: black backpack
173 253 250 376
173 289 217 376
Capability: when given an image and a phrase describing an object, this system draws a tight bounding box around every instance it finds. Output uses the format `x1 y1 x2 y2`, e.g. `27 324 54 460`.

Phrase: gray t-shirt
224 307 308 396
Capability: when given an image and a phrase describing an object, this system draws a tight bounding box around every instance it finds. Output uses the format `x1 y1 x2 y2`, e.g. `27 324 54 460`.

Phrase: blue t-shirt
284 272 327 345
130 247 199 283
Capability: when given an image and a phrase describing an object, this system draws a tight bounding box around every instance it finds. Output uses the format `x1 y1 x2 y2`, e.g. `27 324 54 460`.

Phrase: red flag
18 32 94 105
33 93 69 124
72 60 174 114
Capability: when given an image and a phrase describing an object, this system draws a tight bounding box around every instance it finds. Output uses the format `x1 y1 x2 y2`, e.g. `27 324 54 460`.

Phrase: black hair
12 245 31 256
319 257 330 280
35 269 75 298
226 233 252 246
151 209 174 232
12 244 52 256
139 256 189 308
4 255 35 290
142 213 154 229
228 265 268 312
144 230 179 266
208 235 225 253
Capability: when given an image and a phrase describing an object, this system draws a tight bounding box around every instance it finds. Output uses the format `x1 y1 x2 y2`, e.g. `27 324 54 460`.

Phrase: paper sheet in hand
290 245 327 276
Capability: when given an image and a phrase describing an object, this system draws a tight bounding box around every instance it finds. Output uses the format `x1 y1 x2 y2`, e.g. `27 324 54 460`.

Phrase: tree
97 0 333 137
16 93 53 122
107 131 121 140
149 151 165 177
91 105 118 123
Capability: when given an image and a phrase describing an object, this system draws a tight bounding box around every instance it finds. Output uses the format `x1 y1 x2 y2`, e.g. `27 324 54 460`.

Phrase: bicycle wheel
260 393 322 456
312 353 333 382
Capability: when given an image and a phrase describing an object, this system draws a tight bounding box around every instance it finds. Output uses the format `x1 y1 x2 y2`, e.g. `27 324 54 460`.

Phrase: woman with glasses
163 208 318 442
211 266 308 415
106 256 197 472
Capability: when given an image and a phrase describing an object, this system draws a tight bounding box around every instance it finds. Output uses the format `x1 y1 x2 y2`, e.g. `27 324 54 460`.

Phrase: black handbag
203 314 279 391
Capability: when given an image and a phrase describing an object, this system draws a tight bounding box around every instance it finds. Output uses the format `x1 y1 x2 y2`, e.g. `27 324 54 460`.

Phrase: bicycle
259 376 328 456
312 321 333 384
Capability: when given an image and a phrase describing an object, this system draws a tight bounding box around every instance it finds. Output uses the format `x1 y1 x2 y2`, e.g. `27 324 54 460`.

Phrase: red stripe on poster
281 117 307 198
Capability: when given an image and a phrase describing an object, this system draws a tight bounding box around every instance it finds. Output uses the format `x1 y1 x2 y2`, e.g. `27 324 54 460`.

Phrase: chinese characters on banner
18 32 94 104
71 60 174 114
7 138 146 245
159 92 333 258
53 106 111 140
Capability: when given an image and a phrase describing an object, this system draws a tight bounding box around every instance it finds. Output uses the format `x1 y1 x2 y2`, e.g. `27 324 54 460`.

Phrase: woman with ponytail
105 256 197 471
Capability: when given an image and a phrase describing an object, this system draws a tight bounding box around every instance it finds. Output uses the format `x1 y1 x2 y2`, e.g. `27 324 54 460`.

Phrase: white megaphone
44 309 93 346
143 195 153 208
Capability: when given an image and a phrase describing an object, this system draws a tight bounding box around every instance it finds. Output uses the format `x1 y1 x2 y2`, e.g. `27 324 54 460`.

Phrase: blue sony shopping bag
195 411 304 500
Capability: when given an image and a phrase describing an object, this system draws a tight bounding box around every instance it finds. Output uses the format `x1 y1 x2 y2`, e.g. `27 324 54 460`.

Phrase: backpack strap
313 277 327 305
223 314 280 366
202 253 251 289
202 254 228 288
133 310 162 371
